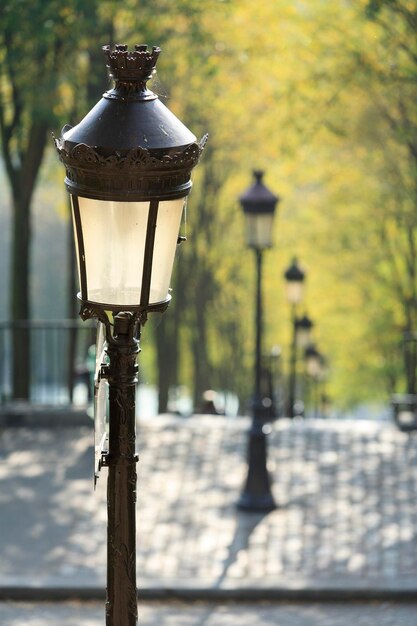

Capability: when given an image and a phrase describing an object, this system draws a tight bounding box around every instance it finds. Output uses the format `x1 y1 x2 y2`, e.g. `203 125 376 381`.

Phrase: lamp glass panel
72 196 185 307
74 197 149 306
306 357 321 378
296 326 311 348
150 198 185 304
398 410 415 425
245 213 274 249
286 281 303 305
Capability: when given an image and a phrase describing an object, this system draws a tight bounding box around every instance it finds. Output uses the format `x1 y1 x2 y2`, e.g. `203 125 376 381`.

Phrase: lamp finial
253 170 264 183
102 44 161 86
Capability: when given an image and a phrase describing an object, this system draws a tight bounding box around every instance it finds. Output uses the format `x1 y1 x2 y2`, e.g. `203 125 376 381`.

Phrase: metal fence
0 320 96 406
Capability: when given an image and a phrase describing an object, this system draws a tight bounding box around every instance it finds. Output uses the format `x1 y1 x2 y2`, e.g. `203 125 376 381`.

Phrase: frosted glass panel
72 196 185 307
296 326 311 348
286 282 303 305
245 213 274 249
150 199 184 303
76 197 149 306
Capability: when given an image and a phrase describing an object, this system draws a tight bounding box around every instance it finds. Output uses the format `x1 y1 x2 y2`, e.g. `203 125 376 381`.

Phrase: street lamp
304 344 324 417
284 258 307 417
237 170 279 511
55 43 206 626
305 344 323 378
296 314 313 349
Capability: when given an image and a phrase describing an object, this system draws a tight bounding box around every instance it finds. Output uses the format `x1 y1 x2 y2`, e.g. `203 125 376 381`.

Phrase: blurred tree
2 0 415 412
1 1 73 398
0 0 114 398
362 0 417 331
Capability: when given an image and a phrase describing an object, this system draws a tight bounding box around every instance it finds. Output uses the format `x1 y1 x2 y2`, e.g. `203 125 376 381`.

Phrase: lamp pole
284 259 306 418
237 171 279 512
264 345 282 419
288 305 298 418
102 311 140 623
255 248 263 409
55 43 205 626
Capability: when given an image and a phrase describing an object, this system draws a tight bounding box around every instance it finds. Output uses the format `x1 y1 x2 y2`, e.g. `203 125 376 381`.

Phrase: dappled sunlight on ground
1 601 417 626
0 417 416 593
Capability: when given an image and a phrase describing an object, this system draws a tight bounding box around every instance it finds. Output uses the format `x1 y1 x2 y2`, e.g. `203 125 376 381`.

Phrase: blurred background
1 3 417 625
0 0 416 418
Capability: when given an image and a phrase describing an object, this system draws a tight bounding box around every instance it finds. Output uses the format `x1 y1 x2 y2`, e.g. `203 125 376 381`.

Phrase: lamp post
284 259 307 418
55 44 206 626
237 170 279 512
305 344 324 418
296 315 314 349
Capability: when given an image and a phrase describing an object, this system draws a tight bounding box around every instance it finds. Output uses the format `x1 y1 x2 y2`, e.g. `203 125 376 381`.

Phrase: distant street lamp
237 170 279 511
305 344 323 378
284 259 310 417
304 344 324 417
55 43 206 626
296 314 313 349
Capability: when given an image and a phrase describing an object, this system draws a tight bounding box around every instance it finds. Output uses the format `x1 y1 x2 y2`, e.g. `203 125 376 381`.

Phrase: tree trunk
156 262 184 414
9 120 48 400
11 193 31 400
192 279 212 410
156 311 178 413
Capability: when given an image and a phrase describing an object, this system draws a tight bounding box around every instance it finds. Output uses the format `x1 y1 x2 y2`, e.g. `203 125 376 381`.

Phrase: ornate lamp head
54 44 207 314
54 44 207 202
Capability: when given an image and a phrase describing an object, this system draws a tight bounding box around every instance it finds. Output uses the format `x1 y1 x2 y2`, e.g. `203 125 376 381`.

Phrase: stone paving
0 415 416 595
1 601 417 626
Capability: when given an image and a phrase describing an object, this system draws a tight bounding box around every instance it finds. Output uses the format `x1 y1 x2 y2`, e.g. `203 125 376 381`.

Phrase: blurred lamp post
296 314 313 349
305 344 324 417
284 258 307 417
237 170 279 511
55 43 206 626
305 344 323 377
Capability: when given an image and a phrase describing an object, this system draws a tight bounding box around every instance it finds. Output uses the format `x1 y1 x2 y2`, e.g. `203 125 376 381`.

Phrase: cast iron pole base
104 312 139 626
80 305 141 626
237 411 276 512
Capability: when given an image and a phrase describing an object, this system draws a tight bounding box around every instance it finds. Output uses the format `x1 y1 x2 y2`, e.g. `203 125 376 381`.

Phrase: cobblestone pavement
1 601 417 626
0 416 416 594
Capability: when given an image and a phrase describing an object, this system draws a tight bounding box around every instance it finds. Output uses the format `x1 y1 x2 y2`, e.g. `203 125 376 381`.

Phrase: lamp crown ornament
53 43 207 201
297 314 313 330
284 257 305 283
102 44 161 86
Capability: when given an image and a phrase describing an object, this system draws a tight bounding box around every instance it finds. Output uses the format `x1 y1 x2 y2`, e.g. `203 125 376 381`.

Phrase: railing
0 320 96 406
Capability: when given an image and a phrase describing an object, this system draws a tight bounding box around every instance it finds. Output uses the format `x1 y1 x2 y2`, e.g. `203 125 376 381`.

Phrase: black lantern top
284 257 305 283
54 44 207 201
305 344 321 362
239 171 280 215
296 314 313 332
